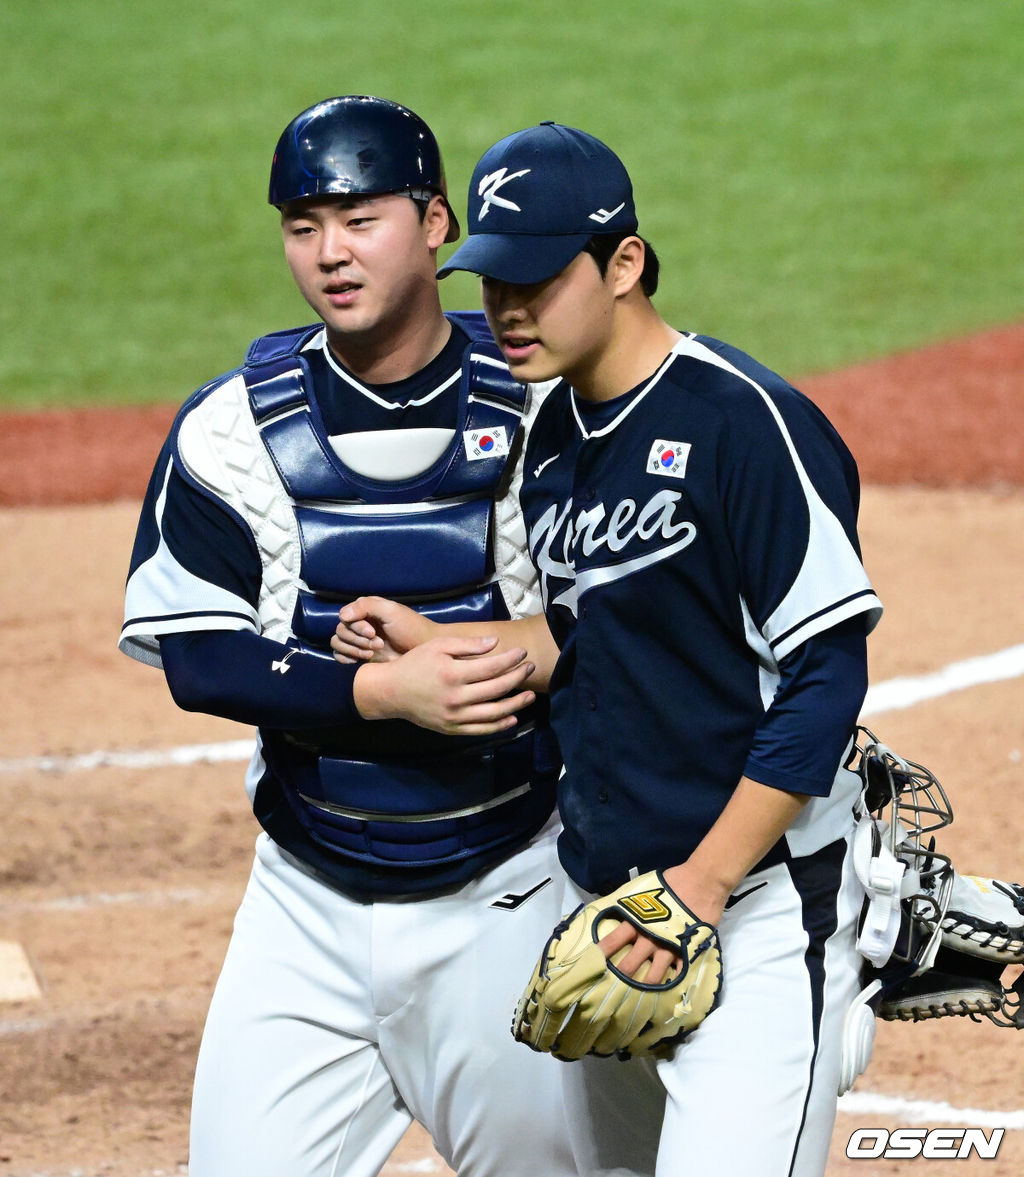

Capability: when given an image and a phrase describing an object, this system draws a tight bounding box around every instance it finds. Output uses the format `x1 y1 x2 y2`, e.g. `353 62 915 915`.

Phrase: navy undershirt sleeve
159 630 362 730
161 464 263 606
743 616 868 797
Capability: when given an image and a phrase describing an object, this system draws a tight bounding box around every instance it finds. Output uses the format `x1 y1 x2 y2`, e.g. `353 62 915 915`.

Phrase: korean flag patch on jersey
463 426 509 461
647 439 691 479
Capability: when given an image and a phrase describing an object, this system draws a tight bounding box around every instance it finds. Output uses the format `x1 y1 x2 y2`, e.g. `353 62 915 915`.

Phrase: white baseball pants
559 833 865 1177
189 818 580 1177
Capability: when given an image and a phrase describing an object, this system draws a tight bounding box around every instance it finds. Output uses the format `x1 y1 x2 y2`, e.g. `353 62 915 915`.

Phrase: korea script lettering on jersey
530 485 696 616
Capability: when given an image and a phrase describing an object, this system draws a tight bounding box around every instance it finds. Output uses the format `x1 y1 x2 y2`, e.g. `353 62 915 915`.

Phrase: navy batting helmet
269 95 460 242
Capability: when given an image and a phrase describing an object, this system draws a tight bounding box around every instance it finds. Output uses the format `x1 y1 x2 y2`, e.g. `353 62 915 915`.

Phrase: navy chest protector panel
239 316 558 886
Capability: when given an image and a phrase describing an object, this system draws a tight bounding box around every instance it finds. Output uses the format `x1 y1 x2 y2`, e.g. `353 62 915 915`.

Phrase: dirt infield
1 323 1023 1175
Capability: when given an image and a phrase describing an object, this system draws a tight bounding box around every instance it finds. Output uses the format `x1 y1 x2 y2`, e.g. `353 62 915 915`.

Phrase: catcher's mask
854 725 955 977
268 95 460 242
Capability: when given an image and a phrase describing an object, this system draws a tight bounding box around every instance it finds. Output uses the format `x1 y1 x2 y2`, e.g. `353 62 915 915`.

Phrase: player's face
281 194 448 345
480 253 617 393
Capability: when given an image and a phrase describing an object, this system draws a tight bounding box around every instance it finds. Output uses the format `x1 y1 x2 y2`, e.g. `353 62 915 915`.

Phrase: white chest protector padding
177 375 302 643
177 373 555 637
494 379 557 621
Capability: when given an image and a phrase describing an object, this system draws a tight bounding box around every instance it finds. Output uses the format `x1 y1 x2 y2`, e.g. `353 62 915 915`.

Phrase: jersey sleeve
743 617 868 796
119 402 264 669
706 344 882 662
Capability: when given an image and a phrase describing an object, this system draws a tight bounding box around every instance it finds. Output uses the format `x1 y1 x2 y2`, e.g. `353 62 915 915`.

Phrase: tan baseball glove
512 870 723 1060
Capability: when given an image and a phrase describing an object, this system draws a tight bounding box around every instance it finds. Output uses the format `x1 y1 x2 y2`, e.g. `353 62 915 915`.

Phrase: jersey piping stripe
768 588 879 652
319 335 461 409
785 838 848 1177
675 336 830 517
120 609 254 634
569 344 682 440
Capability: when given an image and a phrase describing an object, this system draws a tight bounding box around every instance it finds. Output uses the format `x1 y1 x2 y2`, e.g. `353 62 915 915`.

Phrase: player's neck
572 301 681 404
325 302 452 385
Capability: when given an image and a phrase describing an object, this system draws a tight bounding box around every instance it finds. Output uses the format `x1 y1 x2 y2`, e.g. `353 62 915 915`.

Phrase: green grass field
2 0 1021 408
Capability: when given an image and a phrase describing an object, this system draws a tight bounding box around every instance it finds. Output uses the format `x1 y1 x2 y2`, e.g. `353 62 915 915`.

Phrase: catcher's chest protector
243 319 527 648
239 318 558 883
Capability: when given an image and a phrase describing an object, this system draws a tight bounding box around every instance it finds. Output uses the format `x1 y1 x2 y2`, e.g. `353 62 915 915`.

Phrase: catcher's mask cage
988 971 1024 1029
853 726 1024 1030
853 725 955 979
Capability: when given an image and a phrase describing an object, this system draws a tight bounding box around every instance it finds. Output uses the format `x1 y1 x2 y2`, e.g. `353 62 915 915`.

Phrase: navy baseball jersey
518 332 883 893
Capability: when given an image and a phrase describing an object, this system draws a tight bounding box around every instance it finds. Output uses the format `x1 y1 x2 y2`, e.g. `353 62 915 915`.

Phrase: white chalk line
3 642 1024 1136
0 886 235 913
1 642 1023 780
860 641 1024 717
838 1090 1024 1130
0 737 257 776
0 1168 431 1177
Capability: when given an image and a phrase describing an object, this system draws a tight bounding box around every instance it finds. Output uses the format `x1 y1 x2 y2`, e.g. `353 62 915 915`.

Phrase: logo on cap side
588 202 626 224
478 167 532 219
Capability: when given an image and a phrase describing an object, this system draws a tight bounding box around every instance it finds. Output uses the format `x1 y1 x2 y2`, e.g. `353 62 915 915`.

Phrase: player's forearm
351 634 538 735
663 777 808 922
335 598 557 690
159 630 360 729
436 612 558 690
744 618 868 795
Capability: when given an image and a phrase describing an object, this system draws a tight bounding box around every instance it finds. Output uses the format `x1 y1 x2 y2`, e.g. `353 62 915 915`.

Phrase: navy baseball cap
438 122 637 285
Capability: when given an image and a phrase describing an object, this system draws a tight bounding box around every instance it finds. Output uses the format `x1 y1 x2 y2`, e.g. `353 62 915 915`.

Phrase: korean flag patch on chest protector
647 439 691 479
463 426 509 461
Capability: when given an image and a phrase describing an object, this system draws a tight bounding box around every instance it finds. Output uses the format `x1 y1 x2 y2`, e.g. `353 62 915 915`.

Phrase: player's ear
423 194 453 251
610 236 646 297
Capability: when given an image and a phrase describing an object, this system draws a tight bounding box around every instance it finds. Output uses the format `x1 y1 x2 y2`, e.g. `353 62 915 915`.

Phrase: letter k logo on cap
477 167 532 219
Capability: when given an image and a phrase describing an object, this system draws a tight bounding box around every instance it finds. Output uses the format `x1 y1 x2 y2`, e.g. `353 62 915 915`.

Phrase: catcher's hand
513 870 723 1060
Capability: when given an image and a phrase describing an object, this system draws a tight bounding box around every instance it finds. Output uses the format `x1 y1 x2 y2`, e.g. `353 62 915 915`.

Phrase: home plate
0 941 42 1002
